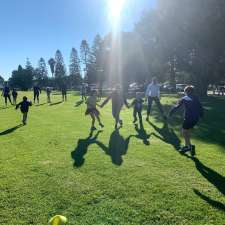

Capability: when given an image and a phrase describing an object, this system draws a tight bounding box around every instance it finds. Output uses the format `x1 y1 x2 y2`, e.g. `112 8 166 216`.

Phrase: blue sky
0 0 155 79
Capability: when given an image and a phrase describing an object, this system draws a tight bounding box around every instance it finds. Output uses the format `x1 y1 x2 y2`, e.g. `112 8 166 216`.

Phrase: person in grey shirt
145 77 166 121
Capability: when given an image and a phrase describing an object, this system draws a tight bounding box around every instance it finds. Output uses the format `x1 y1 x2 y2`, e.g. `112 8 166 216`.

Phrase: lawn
0 92 225 225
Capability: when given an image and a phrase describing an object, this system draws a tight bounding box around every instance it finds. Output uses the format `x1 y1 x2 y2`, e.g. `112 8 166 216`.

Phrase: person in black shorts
12 88 18 105
16 96 32 125
1 83 13 106
169 86 203 155
130 92 144 124
33 85 41 104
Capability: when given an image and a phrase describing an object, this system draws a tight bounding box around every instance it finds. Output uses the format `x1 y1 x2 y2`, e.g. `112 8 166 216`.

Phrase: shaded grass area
0 92 225 225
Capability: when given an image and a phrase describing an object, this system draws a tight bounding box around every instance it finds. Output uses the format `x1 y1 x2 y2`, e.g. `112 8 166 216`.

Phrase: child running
85 90 104 131
101 85 129 129
12 88 18 105
16 96 32 125
169 86 203 156
130 92 144 124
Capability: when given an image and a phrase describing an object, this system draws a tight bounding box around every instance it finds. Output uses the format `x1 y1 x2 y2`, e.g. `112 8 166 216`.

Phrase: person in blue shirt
12 88 18 105
33 85 41 104
169 86 203 155
16 96 32 125
1 83 13 106
130 92 144 124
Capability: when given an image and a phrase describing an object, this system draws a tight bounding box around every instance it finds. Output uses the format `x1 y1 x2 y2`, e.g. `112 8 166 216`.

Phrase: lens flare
108 0 125 23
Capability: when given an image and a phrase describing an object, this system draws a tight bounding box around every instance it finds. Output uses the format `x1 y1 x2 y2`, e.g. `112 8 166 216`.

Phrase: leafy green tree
48 58 56 77
69 48 82 87
80 40 90 75
9 65 33 90
54 50 67 88
34 58 48 87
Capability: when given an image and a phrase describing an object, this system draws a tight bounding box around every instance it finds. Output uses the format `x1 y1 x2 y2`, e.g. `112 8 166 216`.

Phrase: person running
101 85 129 129
46 87 51 103
1 83 13 106
169 86 204 156
33 85 41 104
130 92 144 124
61 85 67 102
85 90 104 131
145 77 166 121
81 83 87 100
12 88 18 105
16 96 32 125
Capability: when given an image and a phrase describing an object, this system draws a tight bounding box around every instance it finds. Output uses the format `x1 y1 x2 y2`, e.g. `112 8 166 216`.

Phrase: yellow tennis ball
48 215 68 225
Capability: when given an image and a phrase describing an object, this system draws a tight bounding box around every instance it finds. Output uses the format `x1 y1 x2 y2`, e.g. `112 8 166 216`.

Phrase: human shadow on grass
96 128 132 166
71 130 103 168
183 155 225 211
132 122 151 146
35 103 47 107
0 124 23 136
49 101 63 106
75 100 84 107
148 121 181 150
151 96 225 148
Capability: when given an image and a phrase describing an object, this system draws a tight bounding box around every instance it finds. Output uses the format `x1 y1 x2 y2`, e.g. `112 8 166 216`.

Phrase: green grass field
0 92 225 225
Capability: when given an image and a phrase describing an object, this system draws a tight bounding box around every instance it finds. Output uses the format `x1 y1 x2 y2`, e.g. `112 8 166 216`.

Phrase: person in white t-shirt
145 77 166 121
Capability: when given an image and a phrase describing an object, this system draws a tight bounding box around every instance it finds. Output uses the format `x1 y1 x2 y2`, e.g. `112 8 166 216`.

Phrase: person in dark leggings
33 86 41 104
62 85 67 102
12 88 18 105
145 77 166 121
169 86 204 156
130 92 144 124
101 85 129 129
1 84 13 106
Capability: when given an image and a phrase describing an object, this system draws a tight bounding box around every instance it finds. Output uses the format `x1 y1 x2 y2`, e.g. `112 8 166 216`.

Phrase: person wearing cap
145 77 166 121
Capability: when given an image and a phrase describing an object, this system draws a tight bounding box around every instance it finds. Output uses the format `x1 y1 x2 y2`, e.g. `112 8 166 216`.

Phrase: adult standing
46 87 51 103
1 82 13 106
61 84 67 102
33 85 41 104
81 83 87 100
145 77 166 121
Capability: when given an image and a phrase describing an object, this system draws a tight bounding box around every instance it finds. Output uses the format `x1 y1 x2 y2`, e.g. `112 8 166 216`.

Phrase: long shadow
0 124 23 136
183 155 225 211
71 131 102 167
49 101 63 106
96 129 132 166
35 103 47 107
75 100 84 107
193 189 225 212
133 122 151 146
151 96 225 148
148 121 181 150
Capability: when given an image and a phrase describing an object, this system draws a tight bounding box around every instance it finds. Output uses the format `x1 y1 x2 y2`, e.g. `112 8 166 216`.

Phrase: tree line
2 0 225 96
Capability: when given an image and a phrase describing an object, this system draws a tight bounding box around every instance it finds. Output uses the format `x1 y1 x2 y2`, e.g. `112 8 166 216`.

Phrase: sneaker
91 126 97 131
190 145 196 156
99 123 104 128
179 146 191 153
119 120 123 126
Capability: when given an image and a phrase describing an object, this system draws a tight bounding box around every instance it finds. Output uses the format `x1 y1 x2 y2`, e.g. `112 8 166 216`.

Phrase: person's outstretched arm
15 102 22 110
101 95 111 108
169 99 184 117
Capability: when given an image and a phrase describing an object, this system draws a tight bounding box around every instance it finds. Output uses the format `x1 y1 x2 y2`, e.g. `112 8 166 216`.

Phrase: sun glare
108 0 126 22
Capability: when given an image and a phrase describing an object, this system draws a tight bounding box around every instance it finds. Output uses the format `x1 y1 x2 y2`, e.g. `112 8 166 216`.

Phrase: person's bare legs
182 128 191 147
90 113 96 130
96 115 104 128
